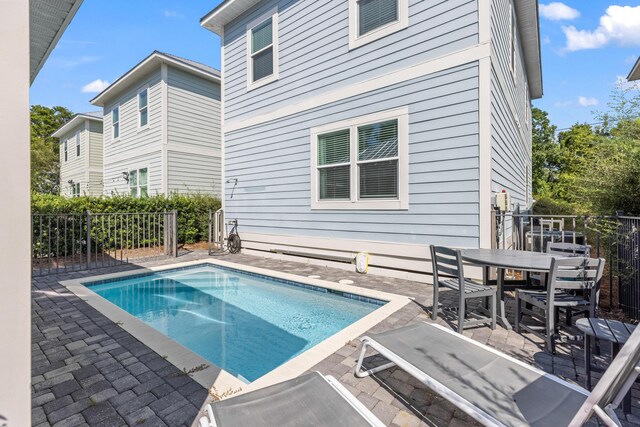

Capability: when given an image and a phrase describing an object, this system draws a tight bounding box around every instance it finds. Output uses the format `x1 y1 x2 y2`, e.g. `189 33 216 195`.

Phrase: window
311 108 409 210
129 168 148 198
63 140 68 162
75 132 80 157
138 88 148 128
112 107 120 140
246 9 278 90
349 0 408 49
72 182 81 197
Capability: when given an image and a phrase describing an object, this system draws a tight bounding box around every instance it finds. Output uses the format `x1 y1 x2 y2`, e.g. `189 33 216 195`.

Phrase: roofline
200 0 234 33
628 57 640 82
51 113 102 138
31 0 84 85
515 0 543 99
90 51 221 106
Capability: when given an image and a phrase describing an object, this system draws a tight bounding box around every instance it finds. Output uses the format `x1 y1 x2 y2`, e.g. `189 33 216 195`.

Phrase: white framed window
112 106 120 140
75 131 80 157
310 107 409 210
246 9 279 90
129 167 148 198
63 140 68 162
349 0 408 50
72 182 81 197
138 87 149 129
510 0 516 78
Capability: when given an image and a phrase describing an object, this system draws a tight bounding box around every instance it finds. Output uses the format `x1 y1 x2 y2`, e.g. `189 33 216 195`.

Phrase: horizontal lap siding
59 123 87 197
223 0 479 122
224 63 480 248
490 0 531 210
167 151 221 195
167 67 221 151
102 70 163 195
88 122 104 195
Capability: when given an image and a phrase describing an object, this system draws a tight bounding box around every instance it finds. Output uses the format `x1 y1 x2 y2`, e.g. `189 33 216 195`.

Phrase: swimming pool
87 264 383 383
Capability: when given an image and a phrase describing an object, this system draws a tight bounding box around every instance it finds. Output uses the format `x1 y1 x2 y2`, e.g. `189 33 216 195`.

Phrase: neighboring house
90 51 222 197
628 57 640 81
52 111 104 197
201 0 542 279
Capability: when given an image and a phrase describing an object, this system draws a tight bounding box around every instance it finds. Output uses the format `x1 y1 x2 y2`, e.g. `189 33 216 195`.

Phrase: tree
531 107 557 197
30 105 74 194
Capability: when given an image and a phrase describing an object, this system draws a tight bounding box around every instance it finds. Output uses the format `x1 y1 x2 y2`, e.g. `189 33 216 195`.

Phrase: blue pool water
88 264 382 382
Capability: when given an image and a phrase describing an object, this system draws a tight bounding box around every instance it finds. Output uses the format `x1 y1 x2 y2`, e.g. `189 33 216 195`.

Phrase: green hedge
32 193 221 244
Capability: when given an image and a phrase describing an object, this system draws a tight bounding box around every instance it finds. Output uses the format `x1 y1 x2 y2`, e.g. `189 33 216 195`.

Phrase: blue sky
31 1 640 130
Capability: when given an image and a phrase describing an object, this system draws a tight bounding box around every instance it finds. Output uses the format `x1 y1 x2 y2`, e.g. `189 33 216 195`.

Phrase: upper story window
349 0 408 49
310 107 409 210
63 140 68 162
75 131 80 157
246 9 279 90
138 88 148 128
112 107 120 140
129 167 148 198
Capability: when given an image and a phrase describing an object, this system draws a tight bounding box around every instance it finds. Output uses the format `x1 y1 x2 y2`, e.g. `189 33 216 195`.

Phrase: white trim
75 130 81 157
111 105 120 142
246 8 279 91
477 0 490 44
478 57 492 249
310 107 409 210
161 63 168 194
221 27 227 205
51 113 102 138
348 0 408 50
137 84 150 131
225 43 490 133
84 120 91 187
128 165 150 198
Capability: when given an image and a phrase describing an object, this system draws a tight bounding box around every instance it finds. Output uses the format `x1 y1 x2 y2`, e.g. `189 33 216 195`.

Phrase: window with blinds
112 107 119 140
138 88 148 128
250 17 274 83
358 0 398 36
314 115 404 208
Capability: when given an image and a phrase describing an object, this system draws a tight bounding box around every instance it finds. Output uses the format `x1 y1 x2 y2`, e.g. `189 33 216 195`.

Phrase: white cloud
53 55 102 68
578 96 599 107
539 3 580 21
563 5 640 51
163 10 184 19
81 79 110 93
554 100 573 108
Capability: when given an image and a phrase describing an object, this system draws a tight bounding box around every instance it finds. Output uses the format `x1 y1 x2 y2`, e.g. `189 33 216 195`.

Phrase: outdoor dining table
461 249 556 330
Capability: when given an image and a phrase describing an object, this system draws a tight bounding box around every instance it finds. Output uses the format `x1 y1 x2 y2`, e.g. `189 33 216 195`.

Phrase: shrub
31 193 221 244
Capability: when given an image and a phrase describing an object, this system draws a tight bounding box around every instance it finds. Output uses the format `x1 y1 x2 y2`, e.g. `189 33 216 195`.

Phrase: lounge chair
355 322 640 426
198 372 384 427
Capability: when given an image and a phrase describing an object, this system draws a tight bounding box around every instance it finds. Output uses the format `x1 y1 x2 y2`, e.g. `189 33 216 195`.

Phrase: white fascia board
52 114 102 138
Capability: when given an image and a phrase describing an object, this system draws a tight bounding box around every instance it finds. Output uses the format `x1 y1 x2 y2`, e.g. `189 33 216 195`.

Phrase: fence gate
31 211 178 277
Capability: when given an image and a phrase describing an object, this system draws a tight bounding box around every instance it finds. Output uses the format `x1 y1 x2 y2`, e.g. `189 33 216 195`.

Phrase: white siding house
52 112 103 197
90 51 222 197
201 0 542 279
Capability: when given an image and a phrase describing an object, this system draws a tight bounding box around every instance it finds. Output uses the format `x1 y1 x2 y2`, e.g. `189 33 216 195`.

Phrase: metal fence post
86 210 92 269
172 210 178 257
208 209 212 256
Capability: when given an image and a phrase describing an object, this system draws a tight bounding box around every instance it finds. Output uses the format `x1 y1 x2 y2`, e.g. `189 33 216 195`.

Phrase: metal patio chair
430 245 496 333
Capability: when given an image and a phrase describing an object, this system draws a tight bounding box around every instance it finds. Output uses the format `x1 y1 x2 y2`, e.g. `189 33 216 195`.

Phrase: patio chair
547 242 591 257
198 372 384 427
430 245 496 333
355 321 640 426
515 257 605 353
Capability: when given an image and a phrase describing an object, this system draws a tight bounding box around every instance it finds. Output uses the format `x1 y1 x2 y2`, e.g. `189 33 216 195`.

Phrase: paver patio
32 251 640 426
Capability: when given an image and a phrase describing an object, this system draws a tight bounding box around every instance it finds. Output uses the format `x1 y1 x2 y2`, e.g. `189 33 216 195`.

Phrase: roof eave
51 114 102 138
515 0 543 99
628 57 640 82
90 52 221 107
201 0 260 35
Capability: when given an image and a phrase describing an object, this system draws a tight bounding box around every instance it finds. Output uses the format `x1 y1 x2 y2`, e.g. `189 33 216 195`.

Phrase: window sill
349 19 408 50
137 125 150 134
247 74 278 92
311 199 408 210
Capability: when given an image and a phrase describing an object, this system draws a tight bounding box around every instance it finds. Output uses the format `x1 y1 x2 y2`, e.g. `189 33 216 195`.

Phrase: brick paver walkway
32 251 640 426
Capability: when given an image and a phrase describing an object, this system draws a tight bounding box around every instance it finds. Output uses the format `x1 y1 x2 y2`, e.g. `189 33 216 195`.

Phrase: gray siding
59 120 103 196
223 0 479 122
225 63 480 247
167 66 221 151
103 70 163 195
489 0 532 209
167 151 221 195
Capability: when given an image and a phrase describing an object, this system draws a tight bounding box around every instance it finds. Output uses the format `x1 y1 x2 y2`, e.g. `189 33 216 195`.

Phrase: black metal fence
493 212 640 319
31 211 178 277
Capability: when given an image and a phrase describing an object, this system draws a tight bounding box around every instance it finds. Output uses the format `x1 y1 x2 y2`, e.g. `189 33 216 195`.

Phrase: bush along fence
493 211 640 320
31 193 220 276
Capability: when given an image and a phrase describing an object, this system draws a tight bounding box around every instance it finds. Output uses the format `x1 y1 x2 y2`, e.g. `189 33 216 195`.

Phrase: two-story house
52 111 104 197
90 51 222 197
201 0 542 279
629 57 640 81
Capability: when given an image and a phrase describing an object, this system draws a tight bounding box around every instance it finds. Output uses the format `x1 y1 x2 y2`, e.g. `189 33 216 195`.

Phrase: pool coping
59 258 412 395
